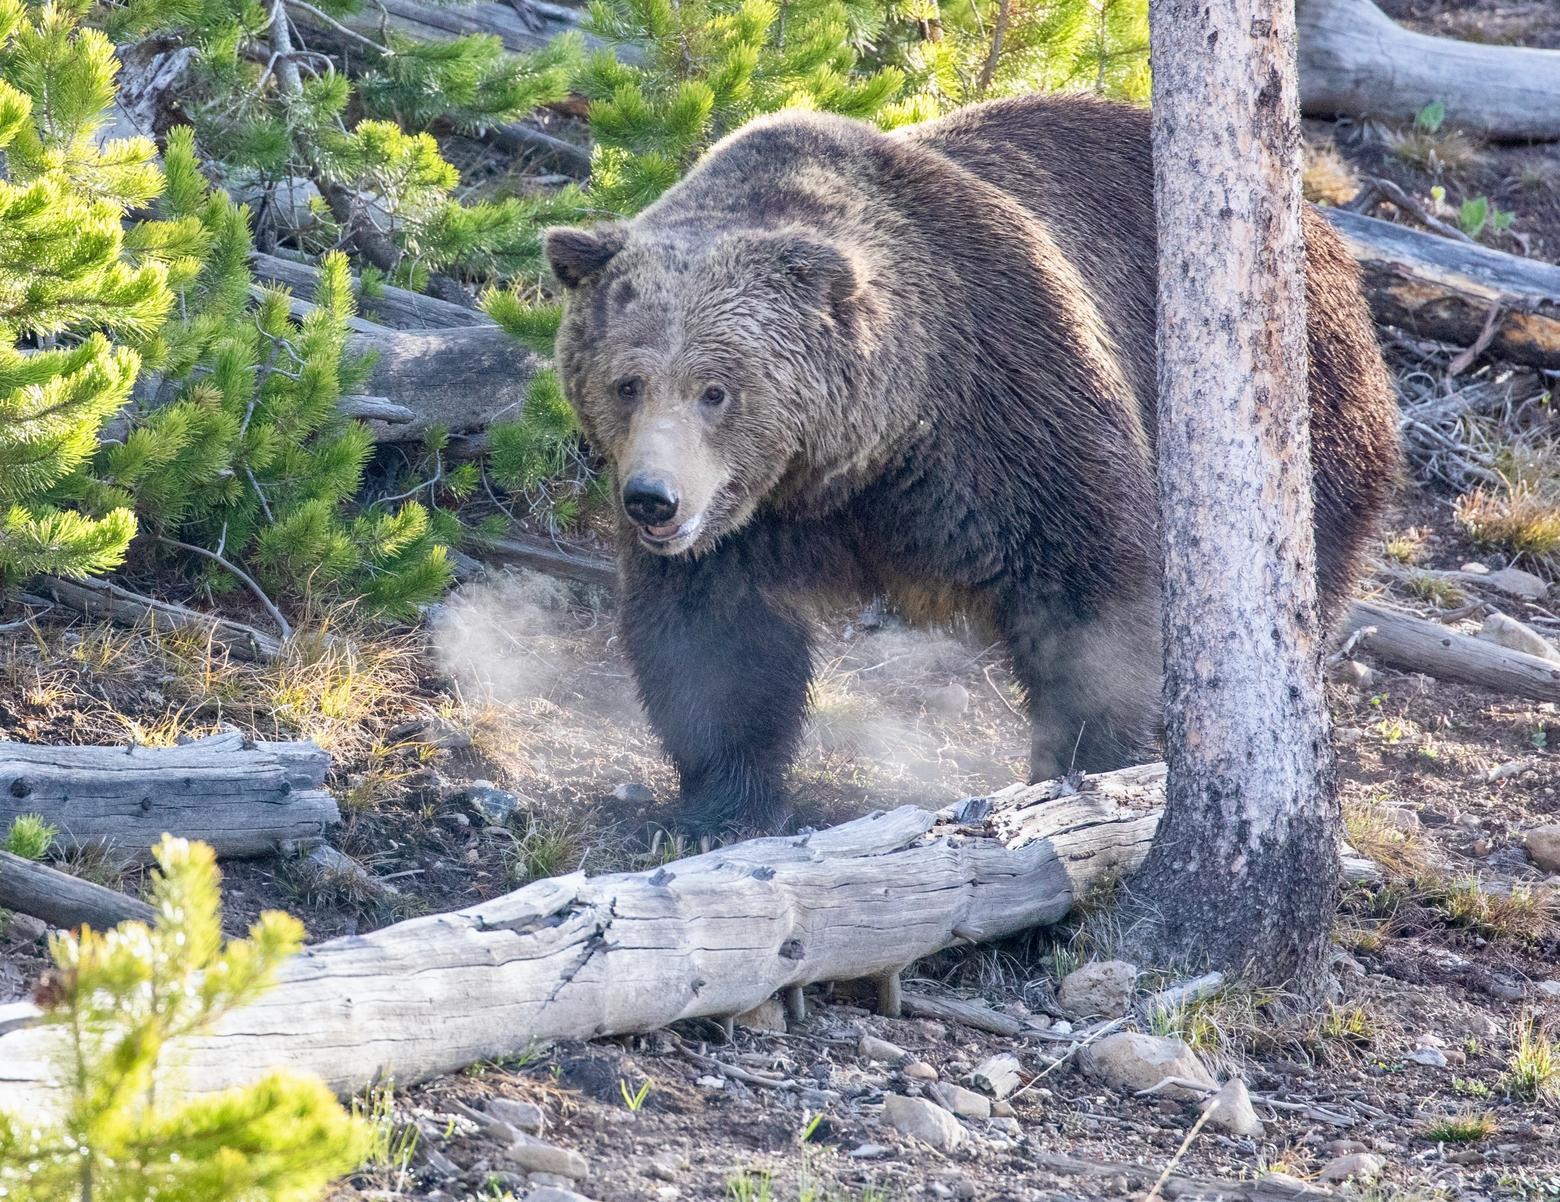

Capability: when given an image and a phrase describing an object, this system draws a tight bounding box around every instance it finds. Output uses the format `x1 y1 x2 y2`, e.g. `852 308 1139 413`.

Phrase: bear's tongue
644 520 681 539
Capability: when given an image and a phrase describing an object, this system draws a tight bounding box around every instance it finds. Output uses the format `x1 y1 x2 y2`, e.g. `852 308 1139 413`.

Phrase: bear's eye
701 385 727 407
616 377 642 402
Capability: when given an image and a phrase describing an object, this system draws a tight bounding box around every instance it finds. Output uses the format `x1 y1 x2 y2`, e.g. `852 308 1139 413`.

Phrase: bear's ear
765 234 864 311
544 224 627 289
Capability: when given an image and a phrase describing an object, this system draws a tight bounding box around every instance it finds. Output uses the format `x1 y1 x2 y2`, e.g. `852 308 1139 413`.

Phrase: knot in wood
8 777 31 799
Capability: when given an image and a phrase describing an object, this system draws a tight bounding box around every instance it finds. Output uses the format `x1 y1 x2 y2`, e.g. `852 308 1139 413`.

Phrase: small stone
1461 562 1490 575
734 998 787 1033
1334 725 1365 746
990 1099 1014 1118
500 1135 587 1179
648 1153 681 1181
1081 1033 1216 1100
2 913 48 943
1203 1078 1263 1137
487 1097 545 1134
1049 1020 1073 1035
859 1033 909 1064
1326 1140 1369 1158
1408 1047 1449 1069
1318 1152 1385 1183
882 1094 964 1151
848 1143 891 1160
527 1189 594 1202
1484 567 1549 601
924 683 971 717
424 1149 460 1177
1532 980 1560 999
1523 823 1560 874
696 1075 724 1089
454 781 521 823
530 1173 576 1188
1479 613 1560 662
1058 960 1139 1019
612 781 654 805
1331 659 1375 691
903 1060 939 1081
1382 806 1421 833
989 1116 1022 1138
928 1082 991 1119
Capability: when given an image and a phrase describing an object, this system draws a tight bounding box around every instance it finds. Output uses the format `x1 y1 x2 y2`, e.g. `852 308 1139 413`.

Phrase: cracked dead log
0 761 1381 1109
0 852 156 930
251 251 494 330
31 575 283 660
1344 599 1560 704
0 731 338 861
1325 210 1560 371
1298 0 1560 141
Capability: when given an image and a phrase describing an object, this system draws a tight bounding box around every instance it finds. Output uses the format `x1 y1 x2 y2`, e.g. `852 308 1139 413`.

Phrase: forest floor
4 2 1560 1200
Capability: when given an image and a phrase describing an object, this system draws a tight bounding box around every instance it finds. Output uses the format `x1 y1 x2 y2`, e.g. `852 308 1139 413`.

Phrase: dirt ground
4 2 1560 1199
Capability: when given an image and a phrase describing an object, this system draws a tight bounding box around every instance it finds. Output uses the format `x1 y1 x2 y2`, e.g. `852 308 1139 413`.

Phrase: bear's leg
1004 604 1161 782
621 549 813 836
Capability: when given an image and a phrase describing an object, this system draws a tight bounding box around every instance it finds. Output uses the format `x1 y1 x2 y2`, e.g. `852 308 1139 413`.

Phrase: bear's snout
623 474 680 529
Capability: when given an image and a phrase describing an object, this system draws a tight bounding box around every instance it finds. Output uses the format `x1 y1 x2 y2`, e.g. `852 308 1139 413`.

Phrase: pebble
647 1153 681 1181
903 1060 939 1081
612 781 653 805
1523 823 1560 874
696 1075 724 1090
487 1098 545 1134
2 913 48 943
848 1143 891 1160
1202 1078 1263 1137
1332 659 1374 691
882 1094 964 1151
1484 566 1549 601
1408 1047 1449 1069
501 1135 587 1179
859 1033 909 1064
1319 1152 1385 1183
990 1099 1015 1118
733 998 787 1033
424 1149 460 1177
1057 960 1139 1019
527 1189 594 1202
1081 1033 1215 1100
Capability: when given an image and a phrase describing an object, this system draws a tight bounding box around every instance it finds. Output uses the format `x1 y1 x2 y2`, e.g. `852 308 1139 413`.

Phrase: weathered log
479 535 617 588
1324 210 1560 371
289 0 582 55
353 325 542 440
0 851 155 929
31 575 282 661
1298 0 1560 141
900 990 1031 1037
1344 599 1560 703
0 732 339 861
251 251 494 331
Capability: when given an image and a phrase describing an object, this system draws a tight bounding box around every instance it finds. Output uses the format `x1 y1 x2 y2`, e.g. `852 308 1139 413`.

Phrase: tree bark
1131 0 1338 998
0 732 338 860
1297 0 1560 142
0 852 156 929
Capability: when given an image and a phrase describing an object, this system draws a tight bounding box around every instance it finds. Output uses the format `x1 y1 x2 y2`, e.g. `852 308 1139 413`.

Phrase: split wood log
971 1052 1022 1099
0 851 155 929
1344 600 1560 704
31 575 282 661
1324 210 1560 371
0 763 1169 1106
0 732 338 861
1298 0 1560 141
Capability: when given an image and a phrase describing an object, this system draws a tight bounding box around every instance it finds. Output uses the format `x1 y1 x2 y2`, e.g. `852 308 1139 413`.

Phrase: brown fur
545 94 1400 835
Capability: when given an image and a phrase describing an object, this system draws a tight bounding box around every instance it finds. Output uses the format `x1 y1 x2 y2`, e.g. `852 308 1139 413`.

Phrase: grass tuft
1505 1012 1559 1105
1423 1111 1496 1144
1456 480 1560 566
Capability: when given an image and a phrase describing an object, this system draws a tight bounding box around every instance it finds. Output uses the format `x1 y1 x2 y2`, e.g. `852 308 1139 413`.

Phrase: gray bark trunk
1298 0 1560 142
1132 0 1338 998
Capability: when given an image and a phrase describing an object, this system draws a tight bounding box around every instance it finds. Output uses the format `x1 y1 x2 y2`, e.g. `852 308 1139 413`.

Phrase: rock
487 1097 545 1134
1381 806 1421 833
307 845 399 894
2 912 48 943
1408 1046 1449 1069
1331 659 1375 691
970 1053 1022 1099
882 1094 964 1151
1058 959 1138 1018
1461 562 1489 575
928 1082 991 1119
424 1148 461 1177
647 1153 681 1181
1531 980 1560 999
903 1060 939 1082
1318 1152 1385 1183
990 1100 1014 1118
1479 612 1560 662
848 1143 891 1159
527 1189 594 1202
530 1173 576 1188
1524 823 1560 874
859 1033 909 1065
989 1116 1022 1138
733 998 787 1033
1081 1033 1216 1100
924 683 971 717
1325 1139 1369 1158
1202 1078 1263 1137
500 1135 587 1179
1484 567 1549 601
611 781 653 805
453 781 521 823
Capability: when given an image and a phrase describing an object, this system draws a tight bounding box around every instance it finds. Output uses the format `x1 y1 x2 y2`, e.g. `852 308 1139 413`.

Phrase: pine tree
0 0 176 584
0 835 368 1201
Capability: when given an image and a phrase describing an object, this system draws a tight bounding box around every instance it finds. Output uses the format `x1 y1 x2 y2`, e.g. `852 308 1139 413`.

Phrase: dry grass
1145 984 1276 1071
1385 125 1481 174
1303 140 1360 206
1505 1012 1559 1105
1455 480 1560 566
1344 800 1433 881
1383 529 1428 566
1401 572 1464 608
1425 874 1556 944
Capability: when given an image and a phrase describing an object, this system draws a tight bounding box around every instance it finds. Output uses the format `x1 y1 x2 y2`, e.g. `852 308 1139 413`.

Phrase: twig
974 0 1010 98
156 536 294 639
1143 1103 1213 1202
1447 297 1506 377
284 0 390 54
982 662 1025 719
1359 175 1475 245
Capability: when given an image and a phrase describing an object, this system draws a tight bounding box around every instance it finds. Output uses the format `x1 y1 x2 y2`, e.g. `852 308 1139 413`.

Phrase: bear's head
544 220 873 557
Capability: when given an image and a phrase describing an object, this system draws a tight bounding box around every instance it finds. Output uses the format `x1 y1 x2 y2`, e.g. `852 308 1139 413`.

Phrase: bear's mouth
638 514 704 552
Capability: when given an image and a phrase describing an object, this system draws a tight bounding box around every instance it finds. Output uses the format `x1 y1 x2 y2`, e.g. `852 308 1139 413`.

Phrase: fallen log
0 851 155 930
31 575 282 661
1344 599 1560 704
1298 0 1560 141
1324 210 1560 371
0 732 339 861
290 0 582 55
251 251 495 331
353 325 541 440
0 762 1381 1110
479 535 617 588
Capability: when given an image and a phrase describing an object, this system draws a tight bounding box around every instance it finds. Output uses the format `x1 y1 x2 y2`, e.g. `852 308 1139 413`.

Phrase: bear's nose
623 475 680 526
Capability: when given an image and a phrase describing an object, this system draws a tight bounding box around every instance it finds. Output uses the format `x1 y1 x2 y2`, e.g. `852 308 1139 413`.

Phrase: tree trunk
1298 0 1560 142
1131 0 1338 999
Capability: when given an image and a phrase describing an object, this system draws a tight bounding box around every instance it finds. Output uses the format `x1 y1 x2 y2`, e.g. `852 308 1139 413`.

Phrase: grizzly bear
544 93 1399 835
